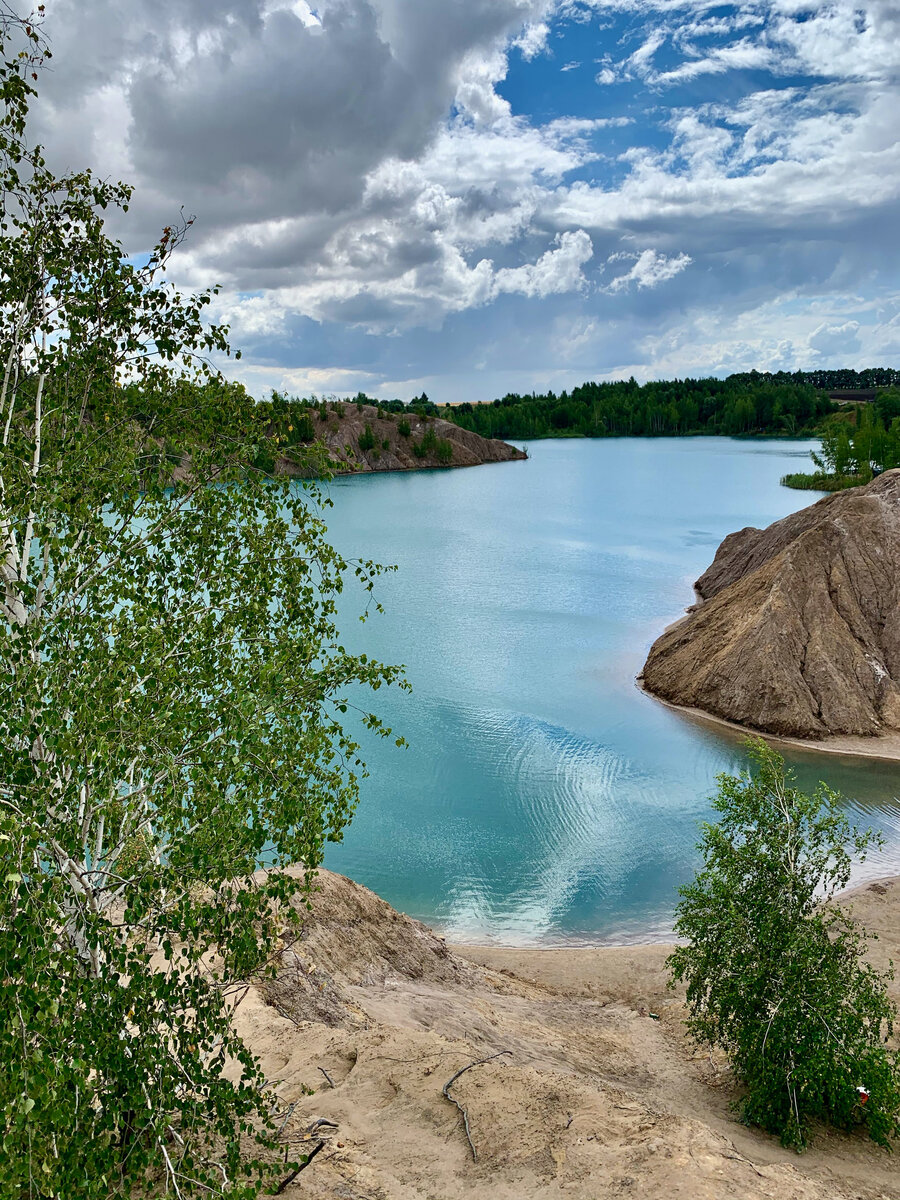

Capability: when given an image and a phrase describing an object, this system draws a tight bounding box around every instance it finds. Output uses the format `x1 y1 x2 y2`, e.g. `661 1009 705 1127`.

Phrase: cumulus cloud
23 0 900 397
606 249 692 291
512 20 550 59
495 230 594 297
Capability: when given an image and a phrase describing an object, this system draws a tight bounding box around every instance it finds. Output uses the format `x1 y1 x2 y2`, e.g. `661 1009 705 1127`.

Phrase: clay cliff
640 469 900 740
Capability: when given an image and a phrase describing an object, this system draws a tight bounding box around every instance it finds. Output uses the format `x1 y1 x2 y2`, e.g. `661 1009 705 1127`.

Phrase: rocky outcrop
640 470 900 739
277 402 526 476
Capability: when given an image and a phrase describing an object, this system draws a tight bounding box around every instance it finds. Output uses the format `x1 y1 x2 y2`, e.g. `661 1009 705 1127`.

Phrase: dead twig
275 1102 296 1136
442 1051 511 1161
318 1066 335 1088
273 1140 325 1194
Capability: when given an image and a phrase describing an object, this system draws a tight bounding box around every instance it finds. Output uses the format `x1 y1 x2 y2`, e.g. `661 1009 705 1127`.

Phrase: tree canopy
441 375 835 441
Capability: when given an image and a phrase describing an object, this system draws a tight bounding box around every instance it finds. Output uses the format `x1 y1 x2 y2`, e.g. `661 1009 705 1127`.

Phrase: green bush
412 427 434 459
357 423 376 452
398 419 411 437
668 740 900 1150
382 438 390 450
435 438 453 464
781 471 868 492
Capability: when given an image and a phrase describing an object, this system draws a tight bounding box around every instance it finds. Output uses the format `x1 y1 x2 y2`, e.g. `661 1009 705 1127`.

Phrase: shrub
781 471 867 492
398 419 411 437
435 437 453 464
412 426 435 459
358 423 376 452
668 740 900 1150
382 438 390 450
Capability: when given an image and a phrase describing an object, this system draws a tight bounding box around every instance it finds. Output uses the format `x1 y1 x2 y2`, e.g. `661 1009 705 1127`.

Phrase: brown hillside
275 402 526 475
640 470 900 739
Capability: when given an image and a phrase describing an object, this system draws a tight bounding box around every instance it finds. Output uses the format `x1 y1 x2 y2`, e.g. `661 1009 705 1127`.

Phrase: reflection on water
315 438 900 944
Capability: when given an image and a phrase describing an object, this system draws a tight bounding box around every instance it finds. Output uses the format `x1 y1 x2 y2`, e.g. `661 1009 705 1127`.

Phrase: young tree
0 9 404 1196
669 741 900 1150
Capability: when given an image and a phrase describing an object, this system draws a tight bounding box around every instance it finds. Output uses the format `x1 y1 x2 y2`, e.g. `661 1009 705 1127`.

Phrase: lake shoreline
636 663 900 764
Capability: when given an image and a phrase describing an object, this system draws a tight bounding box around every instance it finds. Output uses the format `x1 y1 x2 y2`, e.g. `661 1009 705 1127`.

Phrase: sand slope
233 870 900 1200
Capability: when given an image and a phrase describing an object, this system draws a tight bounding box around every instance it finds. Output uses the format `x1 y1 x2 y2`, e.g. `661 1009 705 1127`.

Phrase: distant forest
441 374 841 440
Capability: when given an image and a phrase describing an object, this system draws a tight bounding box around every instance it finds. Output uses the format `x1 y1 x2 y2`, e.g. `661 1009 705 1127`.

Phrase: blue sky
33 0 900 402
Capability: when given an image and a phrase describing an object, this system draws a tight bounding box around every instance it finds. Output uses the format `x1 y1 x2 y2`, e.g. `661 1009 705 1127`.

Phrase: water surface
318 438 900 943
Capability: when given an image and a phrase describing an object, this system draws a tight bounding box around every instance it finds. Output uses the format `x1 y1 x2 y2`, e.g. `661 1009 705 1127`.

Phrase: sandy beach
637 675 900 764
234 868 900 1200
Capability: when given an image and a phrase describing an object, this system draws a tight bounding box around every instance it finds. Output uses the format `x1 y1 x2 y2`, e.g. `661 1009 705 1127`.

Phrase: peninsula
278 401 526 475
639 470 900 750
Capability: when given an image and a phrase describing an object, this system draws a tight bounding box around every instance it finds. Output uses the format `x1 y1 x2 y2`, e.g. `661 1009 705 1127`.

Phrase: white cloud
606 249 692 291
808 320 862 357
513 20 550 59
495 230 594 297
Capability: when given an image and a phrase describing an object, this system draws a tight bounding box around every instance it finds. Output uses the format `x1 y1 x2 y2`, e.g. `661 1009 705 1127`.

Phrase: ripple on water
320 438 900 943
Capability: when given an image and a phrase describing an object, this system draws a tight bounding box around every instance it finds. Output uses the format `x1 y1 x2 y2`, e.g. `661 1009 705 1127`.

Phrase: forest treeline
441 374 837 440
109 370 900 473
751 367 900 389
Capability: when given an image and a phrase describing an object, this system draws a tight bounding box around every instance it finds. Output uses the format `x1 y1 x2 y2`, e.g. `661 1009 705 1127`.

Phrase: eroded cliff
640 470 900 739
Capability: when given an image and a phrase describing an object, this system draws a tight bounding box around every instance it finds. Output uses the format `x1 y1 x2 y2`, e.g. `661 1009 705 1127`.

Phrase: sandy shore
637 676 900 763
235 869 900 1200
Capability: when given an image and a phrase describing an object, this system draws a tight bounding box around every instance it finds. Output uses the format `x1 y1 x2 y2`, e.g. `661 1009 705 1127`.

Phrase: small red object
856 1086 869 1104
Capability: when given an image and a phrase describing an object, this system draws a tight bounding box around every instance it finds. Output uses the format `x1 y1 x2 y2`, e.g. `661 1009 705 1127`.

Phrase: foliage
781 391 900 490
668 741 900 1151
0 10 404 1197
779 471 868 492
442 374 836 441
763 367 900 390
357 422 376 452
397 419 411 437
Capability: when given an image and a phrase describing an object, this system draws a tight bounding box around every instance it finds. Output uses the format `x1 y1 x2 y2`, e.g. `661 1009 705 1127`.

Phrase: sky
27 0 900 403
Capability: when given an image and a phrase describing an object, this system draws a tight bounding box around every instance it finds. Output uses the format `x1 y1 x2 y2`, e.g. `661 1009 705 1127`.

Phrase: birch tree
0 10 404 1196
669 741 900 1151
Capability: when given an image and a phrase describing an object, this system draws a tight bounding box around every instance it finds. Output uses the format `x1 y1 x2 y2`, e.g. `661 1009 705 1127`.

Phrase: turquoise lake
319 437 900 944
